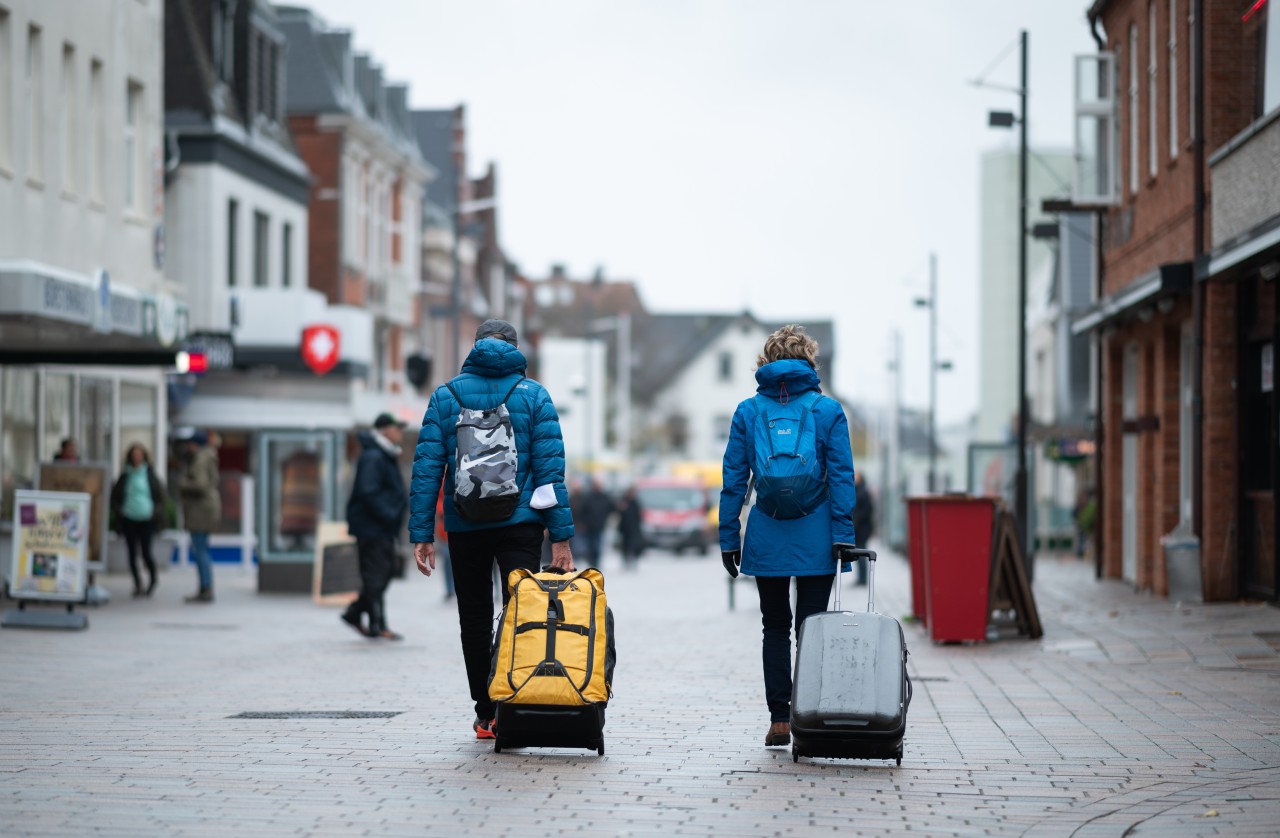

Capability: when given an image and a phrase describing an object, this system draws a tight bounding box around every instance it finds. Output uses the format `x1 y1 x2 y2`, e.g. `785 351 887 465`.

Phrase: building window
1168 0 1178 158
227 198 239 286
1073 52 1118 205
1128 24 1139 194
212 0 234 84
253 210 269 287
0 9 12 170
1 368 38 522
60 43 74 193
124 80 142 210
88 58 103 202
25 24 41 181
718 351 732 382
1187 3 1196 141
715 414 732 445
1148 2 1158 178
282 222 292 288
1264 0 1279 115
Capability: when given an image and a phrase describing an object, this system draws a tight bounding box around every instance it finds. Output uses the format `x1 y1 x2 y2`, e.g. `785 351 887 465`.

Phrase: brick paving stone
1 549 1278 836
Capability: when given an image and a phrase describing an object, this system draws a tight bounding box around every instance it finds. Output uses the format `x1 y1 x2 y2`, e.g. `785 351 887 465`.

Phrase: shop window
41 373 74 463
264 436 329 555
119 381 157 472
2 368 37 520
77 377 113 465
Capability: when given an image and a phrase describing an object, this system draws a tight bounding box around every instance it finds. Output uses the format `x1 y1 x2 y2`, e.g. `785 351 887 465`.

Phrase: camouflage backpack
446 377 526 523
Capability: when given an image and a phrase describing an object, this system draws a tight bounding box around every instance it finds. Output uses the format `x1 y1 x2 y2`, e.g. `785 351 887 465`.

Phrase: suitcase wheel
493 739 503 754
597 740 605 756
895 746 903 767
791 746 799 763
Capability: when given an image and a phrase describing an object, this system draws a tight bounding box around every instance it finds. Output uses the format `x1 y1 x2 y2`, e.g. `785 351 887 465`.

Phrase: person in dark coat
343 413 409 640
851 471 876 585
579 478 615 568
110 443 167 597
617 485 644 569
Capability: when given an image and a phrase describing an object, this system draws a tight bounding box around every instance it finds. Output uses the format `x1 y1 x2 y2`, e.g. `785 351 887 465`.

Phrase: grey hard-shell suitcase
790 548 911 764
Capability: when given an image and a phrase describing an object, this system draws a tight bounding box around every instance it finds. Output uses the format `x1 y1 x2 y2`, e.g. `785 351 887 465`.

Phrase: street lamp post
987 29 1032 573
914 252 952 494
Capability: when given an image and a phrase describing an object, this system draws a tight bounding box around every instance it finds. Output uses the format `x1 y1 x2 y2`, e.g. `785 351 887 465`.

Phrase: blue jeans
190 531 213 590
756 574 834 722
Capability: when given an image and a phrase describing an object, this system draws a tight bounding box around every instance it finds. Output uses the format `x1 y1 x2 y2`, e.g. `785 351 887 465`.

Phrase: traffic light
175 351 209 374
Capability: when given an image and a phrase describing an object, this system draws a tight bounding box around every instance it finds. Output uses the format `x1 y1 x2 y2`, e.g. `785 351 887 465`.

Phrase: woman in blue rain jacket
718 324 857 749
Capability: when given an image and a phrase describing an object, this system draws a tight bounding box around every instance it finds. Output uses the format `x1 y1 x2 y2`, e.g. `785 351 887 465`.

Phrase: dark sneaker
340 613 369 637
765 721 791 747
473 718 495 740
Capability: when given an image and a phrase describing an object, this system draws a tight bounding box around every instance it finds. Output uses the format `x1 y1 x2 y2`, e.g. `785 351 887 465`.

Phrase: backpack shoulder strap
444 380 465 410
500 376 527 403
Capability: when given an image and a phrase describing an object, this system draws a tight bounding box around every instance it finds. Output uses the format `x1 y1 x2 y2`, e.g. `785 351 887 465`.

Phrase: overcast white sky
299 0 1096 424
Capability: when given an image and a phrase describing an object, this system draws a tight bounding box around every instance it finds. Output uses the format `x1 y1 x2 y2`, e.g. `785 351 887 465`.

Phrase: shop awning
1070 261 1192 336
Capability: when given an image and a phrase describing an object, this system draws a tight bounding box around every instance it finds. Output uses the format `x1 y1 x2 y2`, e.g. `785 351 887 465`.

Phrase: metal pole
1014 29 1032 576
928 251 937 494
619 311 632 467
450 208 461 374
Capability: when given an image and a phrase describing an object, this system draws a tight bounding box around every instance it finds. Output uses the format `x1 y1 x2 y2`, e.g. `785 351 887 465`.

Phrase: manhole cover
229 711 403 719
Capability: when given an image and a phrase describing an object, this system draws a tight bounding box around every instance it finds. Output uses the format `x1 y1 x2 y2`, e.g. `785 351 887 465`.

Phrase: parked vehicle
636 477 713 555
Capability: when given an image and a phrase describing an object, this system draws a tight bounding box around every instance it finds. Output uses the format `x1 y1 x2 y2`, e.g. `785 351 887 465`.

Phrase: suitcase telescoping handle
833 547 877 613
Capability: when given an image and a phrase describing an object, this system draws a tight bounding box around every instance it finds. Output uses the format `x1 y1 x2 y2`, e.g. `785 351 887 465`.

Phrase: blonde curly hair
757 324 820 370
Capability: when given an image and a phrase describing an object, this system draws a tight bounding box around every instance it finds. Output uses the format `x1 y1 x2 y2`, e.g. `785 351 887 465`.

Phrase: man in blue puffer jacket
409 319 575 740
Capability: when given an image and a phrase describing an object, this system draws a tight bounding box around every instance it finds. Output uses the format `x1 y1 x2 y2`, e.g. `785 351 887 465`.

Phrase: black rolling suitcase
790 548 911 765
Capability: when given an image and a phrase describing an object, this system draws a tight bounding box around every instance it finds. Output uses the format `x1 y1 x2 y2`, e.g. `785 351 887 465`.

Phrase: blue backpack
749 391 828 519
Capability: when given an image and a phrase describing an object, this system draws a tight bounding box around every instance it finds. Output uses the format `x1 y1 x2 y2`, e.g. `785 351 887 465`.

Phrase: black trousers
121 518 157 592
756 574 834 722
448 523 543 720
345 537 396 635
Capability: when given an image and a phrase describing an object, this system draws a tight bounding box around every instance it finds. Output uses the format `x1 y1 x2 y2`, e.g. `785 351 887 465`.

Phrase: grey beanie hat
475 319 518 345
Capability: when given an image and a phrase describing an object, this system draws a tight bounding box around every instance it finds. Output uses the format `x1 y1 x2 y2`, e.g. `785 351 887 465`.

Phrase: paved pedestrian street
2 548 1278 837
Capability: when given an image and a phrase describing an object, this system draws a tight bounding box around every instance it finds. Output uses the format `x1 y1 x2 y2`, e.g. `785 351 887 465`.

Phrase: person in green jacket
110 443 168 597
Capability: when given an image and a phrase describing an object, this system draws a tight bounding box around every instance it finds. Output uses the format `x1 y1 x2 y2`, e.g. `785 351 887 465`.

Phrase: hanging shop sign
301 324 341 376
7 490 91 603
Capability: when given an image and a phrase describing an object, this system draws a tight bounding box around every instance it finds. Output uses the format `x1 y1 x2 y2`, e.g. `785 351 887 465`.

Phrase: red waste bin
910 496 997 643
905 498 929 626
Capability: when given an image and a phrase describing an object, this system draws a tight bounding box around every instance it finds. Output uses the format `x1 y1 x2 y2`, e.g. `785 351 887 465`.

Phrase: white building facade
0 0 178 525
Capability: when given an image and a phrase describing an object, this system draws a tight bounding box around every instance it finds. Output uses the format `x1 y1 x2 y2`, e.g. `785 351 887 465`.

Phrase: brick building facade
1077 0 1279 601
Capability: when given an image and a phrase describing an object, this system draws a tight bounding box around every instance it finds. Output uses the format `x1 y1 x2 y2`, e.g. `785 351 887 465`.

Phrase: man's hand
549 541 574 572
414 542 436 576
722 550 741 579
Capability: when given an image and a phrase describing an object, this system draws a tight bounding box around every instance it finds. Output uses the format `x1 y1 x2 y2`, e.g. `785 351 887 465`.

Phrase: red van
636 477 712 555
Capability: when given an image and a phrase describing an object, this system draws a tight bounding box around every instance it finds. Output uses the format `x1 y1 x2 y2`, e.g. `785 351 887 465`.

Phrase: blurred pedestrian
110 443 167 597
718 325 857 748
1074 489 1096 560
177 431 221 603
409 319 576 741
851 471 876 585
579 478 614 569
54 437 78 462
343 413 409 640
617 485 644 569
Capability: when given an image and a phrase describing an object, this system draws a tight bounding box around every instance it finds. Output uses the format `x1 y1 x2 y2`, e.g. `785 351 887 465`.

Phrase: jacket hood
755 359 821 399
461 339 528 378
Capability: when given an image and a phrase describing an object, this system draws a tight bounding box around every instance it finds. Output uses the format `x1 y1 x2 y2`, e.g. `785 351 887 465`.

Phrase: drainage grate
913 676 949 683
153 622 239 631
229 711 403 720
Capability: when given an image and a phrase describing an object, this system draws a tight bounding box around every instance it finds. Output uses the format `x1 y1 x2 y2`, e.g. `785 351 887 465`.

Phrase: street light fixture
913 252 951 493
985 29 1032 574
